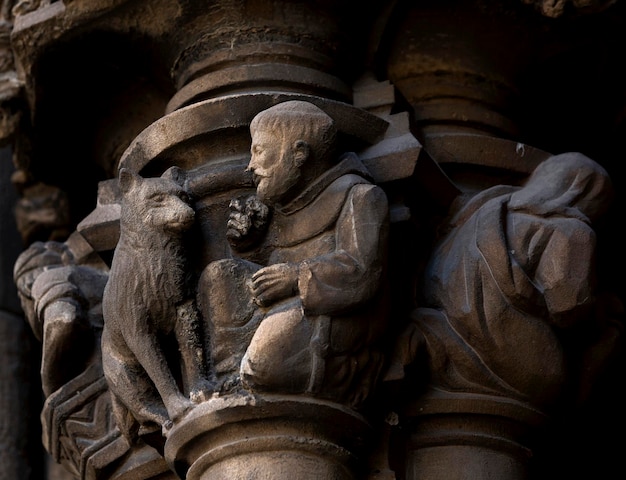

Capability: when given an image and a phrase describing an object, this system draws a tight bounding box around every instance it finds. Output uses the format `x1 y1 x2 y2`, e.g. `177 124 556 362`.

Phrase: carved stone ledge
165 394 373 480
42 363 127 480
119 92 389 175
401 389 547 480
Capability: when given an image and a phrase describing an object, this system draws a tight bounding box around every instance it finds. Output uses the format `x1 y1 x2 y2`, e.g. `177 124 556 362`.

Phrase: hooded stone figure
198 100 391 408
408 152 615 410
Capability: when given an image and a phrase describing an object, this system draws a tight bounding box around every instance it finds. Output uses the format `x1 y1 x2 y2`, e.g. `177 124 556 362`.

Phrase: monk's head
248 101 338 206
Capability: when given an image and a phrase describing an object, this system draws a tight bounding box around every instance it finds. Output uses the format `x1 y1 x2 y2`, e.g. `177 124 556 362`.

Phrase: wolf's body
102 167 210 440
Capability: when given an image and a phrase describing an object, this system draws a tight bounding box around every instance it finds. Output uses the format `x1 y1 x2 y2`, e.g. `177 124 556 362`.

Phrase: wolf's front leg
176 299 215 403
123 323 194 422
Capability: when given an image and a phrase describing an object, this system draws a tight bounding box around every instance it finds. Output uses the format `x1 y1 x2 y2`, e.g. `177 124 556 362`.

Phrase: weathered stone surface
3 1 626 479
165 394 373 480
102 166 212 443
386 151 623 479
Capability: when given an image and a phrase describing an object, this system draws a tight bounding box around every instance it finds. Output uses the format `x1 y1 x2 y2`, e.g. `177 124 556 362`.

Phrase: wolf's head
118 167 195 233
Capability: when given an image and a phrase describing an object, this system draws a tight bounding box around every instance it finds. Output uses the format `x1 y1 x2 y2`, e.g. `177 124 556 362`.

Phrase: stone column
165 394 372 480
402 391 545 480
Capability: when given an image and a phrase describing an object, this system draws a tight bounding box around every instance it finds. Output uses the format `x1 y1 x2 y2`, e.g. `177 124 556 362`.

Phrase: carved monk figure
199 100 390 407
403 152 615 410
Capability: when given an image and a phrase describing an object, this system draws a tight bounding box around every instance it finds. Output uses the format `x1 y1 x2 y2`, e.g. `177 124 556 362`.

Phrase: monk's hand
250 263 299 307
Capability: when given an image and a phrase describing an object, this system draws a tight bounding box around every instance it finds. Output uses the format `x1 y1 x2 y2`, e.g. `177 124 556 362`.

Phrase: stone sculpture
13 239 108 398
10 95 401 479
12 234 143 480
4 1 626 479
198 100 390 408
398 151 615 409
101 166 212 446
388 151 622 479
157 99 394 480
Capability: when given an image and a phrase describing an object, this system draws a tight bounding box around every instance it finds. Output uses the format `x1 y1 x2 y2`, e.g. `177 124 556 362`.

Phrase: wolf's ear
162 166 185 186
119 168 139 194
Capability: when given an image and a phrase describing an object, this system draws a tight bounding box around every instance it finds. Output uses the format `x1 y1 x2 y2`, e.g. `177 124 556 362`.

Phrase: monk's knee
240 306 314 393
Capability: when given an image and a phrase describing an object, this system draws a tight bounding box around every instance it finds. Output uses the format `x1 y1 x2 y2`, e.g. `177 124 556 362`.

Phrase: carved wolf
102 166 211 442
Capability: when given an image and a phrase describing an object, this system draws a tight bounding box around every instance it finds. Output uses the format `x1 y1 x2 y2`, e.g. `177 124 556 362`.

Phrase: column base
164 393 372 480
402 389 547 480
